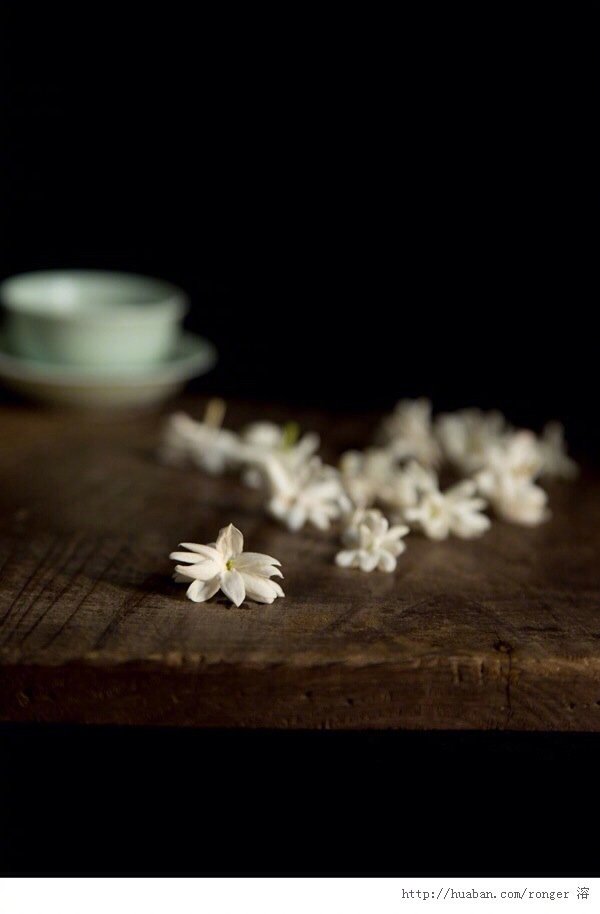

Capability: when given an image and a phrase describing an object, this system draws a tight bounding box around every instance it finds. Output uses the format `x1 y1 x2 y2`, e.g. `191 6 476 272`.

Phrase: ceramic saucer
0 331 217 408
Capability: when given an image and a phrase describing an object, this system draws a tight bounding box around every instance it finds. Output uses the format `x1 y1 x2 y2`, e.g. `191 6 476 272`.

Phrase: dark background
1 6 595 455
2 724 600 876
1 5 597 877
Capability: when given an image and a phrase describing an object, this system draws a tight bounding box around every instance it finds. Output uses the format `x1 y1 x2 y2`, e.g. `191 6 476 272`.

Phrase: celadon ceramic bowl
0 270 188 369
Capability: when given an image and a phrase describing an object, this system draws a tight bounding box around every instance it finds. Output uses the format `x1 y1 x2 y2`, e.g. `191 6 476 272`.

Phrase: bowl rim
0 269 188 323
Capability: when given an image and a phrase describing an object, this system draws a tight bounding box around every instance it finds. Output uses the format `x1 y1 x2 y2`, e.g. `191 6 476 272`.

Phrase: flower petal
447 480 477 500
267 497 288 520
170 550 216 564
234 552 281 568
335 549 358 568
425 519 449 540
174 559 222 581
216 524 244 559
239 563 283 578
309 508 332 531
186 576 221 603
178 543 221 561
270 580 285 599
385 524 409 541
219 569 246 606
240 572 281 604
403 507 421 524
386 539 407 557
287 504 307 531
359 551 379 572
451 512 491 538
243 422 283 448
377 550 397 573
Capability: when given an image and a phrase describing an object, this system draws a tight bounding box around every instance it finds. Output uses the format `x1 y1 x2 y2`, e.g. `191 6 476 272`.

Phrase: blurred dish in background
0 330 216 408
0 270 216 407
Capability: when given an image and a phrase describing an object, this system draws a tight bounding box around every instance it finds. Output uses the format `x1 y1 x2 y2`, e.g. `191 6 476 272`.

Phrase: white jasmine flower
170 523 284 606
404 480 491 540
378 459 438 516
479 477 549 526
241 421 320 489
159 400 241 474
435 408 507 474
241 421 286 451
475 431 549 526
339 447 397 508
479 430 543 482
476 470 549 526
159 412 199 466
335 509 409 572
340 506 381 546
377 398 441 467
474 430 542 491
265 456 350 531
538 422 578 480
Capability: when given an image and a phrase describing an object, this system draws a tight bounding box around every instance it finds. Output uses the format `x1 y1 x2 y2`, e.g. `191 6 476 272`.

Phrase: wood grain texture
1 398 599 730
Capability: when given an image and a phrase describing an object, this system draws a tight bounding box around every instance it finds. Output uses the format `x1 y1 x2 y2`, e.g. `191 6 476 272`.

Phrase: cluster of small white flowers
264 456 351 532
160 400 349 535
240 421 320 489
163 398 578 604
338 399 578 553
474 431 549 526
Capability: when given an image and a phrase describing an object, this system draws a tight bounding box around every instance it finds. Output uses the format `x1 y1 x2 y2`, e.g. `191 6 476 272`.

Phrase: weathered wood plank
1 399 599 729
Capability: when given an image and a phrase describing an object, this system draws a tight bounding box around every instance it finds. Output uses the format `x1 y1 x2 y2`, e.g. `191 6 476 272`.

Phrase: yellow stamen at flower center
226 558 235 571
281 421 300 450
204 397 226 429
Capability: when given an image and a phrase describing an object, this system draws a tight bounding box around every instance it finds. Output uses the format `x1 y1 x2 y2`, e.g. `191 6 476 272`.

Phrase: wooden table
1 398 599 731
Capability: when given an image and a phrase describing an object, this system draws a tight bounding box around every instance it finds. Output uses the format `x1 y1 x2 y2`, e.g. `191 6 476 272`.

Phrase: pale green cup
0 270 188 369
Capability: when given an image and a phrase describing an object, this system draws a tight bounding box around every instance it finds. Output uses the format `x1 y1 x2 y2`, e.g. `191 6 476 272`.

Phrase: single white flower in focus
475 431 549 526
159 400 241 475
266 456 351 531
377 398 441 467
435 408 507 474
170 523 284 606
336 509 409 572
538 422 578 480
404 480 491 540
241 421 320 488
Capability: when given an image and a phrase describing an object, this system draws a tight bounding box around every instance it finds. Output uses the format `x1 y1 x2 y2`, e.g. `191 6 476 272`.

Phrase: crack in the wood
0 537 59 629
506 650 513 720
0 541 17 584
319 603 360 634
40 543 125 653
93 571 165 649
494 639 513 721
5 534 93 648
